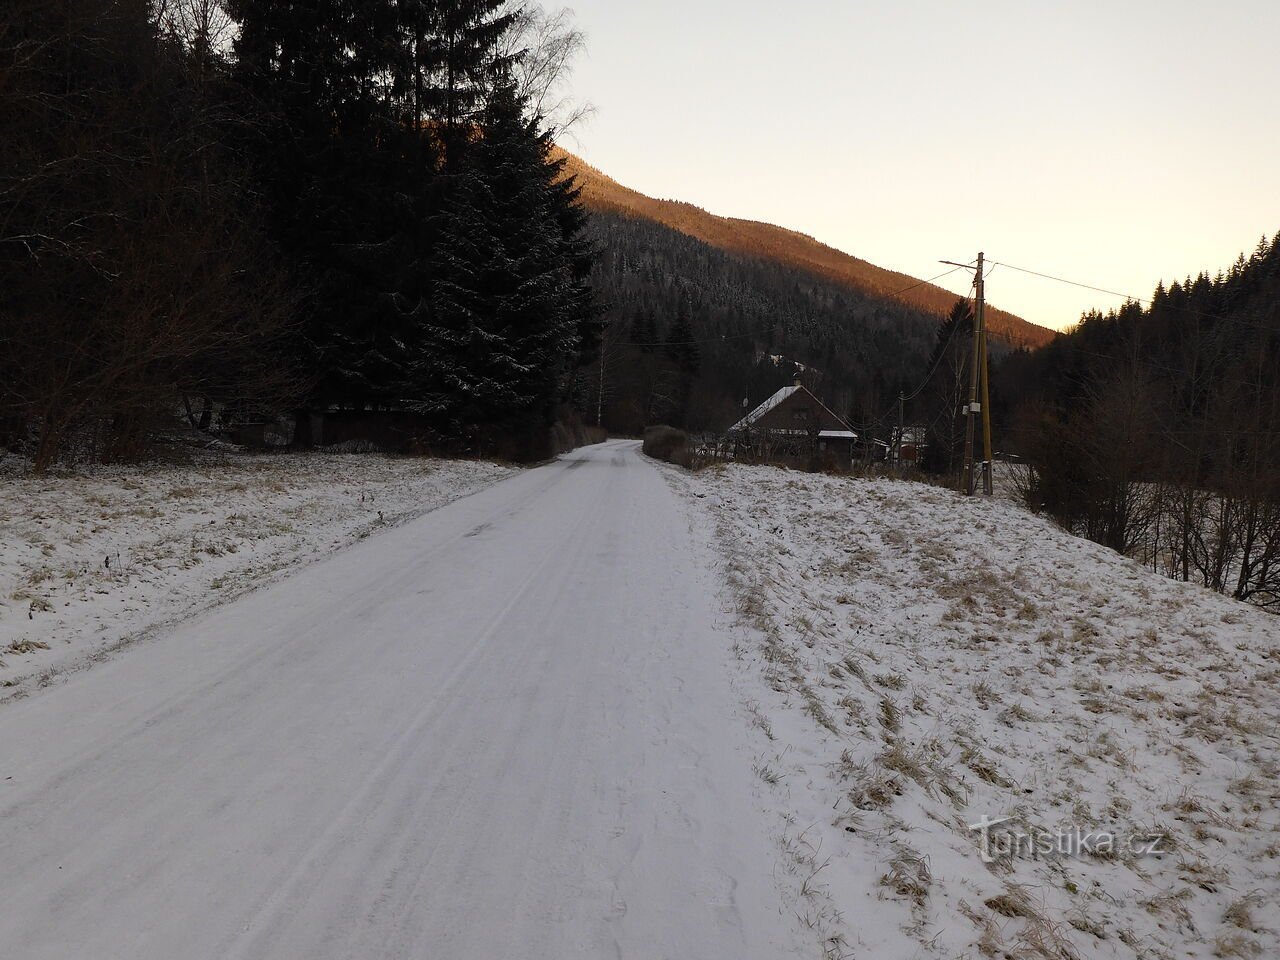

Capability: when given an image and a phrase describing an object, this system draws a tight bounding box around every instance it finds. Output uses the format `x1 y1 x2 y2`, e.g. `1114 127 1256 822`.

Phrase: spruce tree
420 0 519 170
664 302 701 427
417 80 593 441
920 300 973 476
227 0 437 414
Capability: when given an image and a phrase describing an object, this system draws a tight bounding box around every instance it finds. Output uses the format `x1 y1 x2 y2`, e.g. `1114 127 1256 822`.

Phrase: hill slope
558 149 1053 351
674 462 1280 959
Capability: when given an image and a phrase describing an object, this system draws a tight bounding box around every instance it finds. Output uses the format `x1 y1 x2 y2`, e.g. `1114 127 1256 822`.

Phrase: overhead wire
880 272 977 418
619 264 974 347
990 259 1279 336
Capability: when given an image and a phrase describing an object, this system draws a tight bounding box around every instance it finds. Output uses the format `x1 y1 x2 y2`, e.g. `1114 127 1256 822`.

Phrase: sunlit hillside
555 148 1054 351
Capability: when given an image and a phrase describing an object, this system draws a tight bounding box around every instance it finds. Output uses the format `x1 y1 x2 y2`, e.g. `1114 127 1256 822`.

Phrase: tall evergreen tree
920 300 973 476
227 0 436 415
664 302 701 427
416 81 594 444
420 0 519 170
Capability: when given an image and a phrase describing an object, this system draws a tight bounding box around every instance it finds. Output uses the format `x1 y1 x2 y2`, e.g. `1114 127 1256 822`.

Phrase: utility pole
979 300 994 495
894 392 905 473
940 251 990 496
961 252 983 495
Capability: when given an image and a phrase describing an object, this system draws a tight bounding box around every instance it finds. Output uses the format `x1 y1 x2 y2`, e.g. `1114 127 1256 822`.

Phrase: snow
0 441 809 959
668 462 1280 960
7 440 1277 959
729 383 800 432
0 451 514 697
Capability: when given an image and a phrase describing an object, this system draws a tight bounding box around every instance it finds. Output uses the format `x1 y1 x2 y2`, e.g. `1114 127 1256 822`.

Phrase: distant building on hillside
727 379 863 467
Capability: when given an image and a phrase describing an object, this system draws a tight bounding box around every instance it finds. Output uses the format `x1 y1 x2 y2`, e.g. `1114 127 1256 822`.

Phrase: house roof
728 384 800 433
729 384 858 439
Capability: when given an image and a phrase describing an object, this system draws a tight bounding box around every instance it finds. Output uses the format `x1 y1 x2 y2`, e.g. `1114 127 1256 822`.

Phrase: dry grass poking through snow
0 452 514 695
671 463 1280 960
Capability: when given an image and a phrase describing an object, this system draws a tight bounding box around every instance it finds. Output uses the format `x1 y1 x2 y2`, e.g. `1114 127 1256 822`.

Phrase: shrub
642 425 693 467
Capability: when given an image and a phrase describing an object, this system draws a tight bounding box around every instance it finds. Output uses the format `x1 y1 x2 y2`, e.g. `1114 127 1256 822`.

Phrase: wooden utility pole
942 251 992 496
979 299 994 495
961 252 984 494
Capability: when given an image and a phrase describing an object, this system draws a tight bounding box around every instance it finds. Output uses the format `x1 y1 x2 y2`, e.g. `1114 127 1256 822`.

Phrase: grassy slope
671 463 1279 960
0 452 515 696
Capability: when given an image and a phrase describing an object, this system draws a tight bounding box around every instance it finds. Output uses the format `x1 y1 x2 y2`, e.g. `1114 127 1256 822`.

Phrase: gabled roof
728 384 800 433
729 383 858 438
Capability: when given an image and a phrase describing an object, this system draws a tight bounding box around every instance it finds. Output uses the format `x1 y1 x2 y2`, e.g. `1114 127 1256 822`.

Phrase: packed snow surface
5 442 1277 960
670 462 1280 960
0 451 513 695
0 441 807 959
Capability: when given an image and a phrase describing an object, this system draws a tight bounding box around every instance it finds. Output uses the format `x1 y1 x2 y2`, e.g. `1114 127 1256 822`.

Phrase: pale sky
561 0 1280 331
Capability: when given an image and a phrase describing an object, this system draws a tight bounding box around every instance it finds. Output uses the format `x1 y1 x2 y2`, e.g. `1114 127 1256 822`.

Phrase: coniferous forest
581 209 979 437
0 0 598 469
994 236 1280 608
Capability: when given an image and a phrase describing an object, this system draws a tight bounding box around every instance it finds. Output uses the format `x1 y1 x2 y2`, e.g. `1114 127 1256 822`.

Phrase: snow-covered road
0 440 800 959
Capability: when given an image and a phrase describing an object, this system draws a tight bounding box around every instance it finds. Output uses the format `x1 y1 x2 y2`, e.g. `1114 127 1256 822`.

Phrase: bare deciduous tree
498 3 593 135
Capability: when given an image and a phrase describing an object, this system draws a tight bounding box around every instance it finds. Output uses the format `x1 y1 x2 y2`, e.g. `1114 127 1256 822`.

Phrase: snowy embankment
670 464 1279 960
0 452 514 696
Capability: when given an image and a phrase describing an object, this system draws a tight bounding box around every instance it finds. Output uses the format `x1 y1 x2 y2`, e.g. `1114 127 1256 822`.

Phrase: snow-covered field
670 464 1280 960
0 451 514 697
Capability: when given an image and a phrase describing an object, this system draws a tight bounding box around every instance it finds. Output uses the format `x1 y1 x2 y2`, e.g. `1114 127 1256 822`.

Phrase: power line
619 264 974 347
991 259 1279 336
879 262 974 301
898 276 977 406
857 274 978 430
901 297 972 402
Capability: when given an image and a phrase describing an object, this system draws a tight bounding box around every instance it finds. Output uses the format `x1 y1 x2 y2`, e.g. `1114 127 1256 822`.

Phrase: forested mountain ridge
558 147 1046 435
556 149 1053 352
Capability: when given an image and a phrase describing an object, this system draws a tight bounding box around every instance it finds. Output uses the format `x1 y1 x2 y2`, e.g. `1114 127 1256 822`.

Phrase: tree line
582 210 971 437
994 235 1280 609
0 0 598 470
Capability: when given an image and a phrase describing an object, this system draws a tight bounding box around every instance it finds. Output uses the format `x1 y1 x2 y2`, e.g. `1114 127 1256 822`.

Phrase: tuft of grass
972 679 1003 710
843 760 904 811
880 854 931 907
1223 895 1263 933
998 701 1040 726
961 743 1012 788
1214 933 1262 958
753 762 782 785
878 696 900 732
6 638 51 655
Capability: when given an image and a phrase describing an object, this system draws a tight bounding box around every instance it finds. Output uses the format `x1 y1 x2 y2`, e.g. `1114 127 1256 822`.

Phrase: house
894 426 928 465
728 380 860 466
